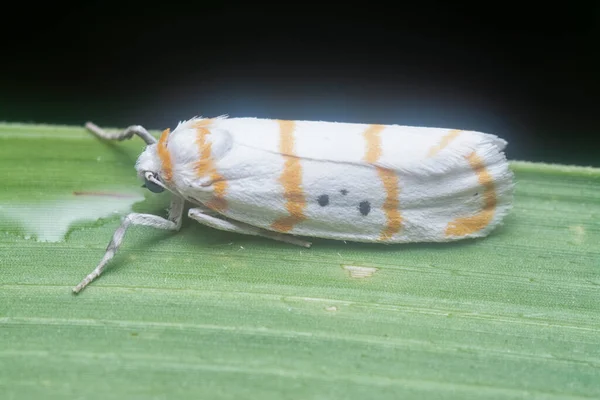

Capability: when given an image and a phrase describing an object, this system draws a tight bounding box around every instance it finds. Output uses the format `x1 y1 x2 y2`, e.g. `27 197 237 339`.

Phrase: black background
2 4 599 166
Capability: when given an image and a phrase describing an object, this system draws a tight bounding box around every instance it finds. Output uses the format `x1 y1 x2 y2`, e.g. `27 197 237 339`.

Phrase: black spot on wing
359 201 371 216
317 194 329 206
340 189 348 195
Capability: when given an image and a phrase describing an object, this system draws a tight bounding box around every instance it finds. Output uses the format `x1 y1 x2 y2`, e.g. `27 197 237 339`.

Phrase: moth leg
72 196 185 294
188 208 312 248
85 121 157 145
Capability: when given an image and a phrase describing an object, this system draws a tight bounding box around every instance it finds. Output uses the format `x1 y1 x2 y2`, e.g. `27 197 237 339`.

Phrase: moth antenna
85 121 157 145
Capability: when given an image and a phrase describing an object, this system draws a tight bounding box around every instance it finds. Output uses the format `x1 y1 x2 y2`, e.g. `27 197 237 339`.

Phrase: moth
72 116 514 293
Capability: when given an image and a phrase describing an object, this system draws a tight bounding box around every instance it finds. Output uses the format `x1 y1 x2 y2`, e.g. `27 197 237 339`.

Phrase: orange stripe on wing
194 119 213 176
157 128 173 183
377 167 402 240
271 120 307 232
193 119 228 213
363 124 385 163
362 124 403 241
428 129 462 157
445 152 497 236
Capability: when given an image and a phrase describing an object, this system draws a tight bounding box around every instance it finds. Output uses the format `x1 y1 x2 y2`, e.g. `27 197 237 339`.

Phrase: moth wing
224 118 509 177
373 130 510 178
182 118 514 243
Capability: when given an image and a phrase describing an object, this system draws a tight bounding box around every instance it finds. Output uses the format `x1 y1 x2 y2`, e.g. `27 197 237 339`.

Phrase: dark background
2 4 599 166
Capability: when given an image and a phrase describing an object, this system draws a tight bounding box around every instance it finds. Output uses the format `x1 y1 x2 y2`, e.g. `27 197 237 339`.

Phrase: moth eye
143 177 164 193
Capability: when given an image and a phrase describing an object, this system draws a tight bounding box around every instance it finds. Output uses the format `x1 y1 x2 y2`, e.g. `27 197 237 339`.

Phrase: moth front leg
188 208 312 248
72 196 185 294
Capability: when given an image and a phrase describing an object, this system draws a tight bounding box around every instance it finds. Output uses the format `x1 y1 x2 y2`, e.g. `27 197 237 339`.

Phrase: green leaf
1 122 599 399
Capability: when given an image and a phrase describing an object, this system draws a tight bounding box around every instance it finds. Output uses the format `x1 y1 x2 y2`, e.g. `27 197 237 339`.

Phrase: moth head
135 144 166 193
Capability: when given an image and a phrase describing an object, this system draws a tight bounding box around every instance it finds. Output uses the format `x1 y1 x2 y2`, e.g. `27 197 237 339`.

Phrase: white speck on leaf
343 265 378 279
568 225 585 243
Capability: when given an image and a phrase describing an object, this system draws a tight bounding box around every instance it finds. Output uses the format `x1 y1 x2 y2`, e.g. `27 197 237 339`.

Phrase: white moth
73 116 514 293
